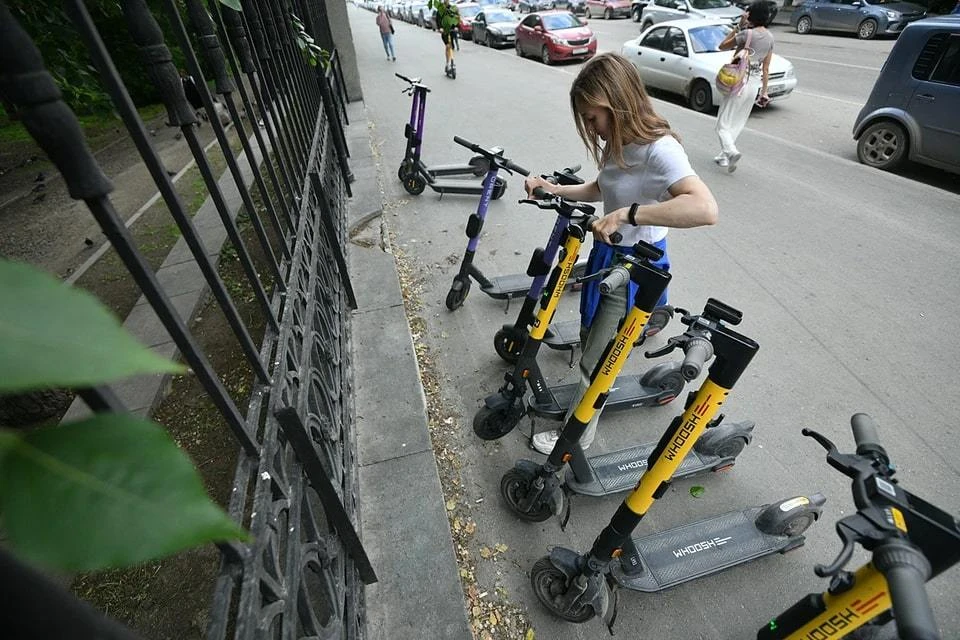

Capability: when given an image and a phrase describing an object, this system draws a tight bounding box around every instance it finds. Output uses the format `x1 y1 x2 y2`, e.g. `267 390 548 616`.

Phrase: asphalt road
352 6 960 638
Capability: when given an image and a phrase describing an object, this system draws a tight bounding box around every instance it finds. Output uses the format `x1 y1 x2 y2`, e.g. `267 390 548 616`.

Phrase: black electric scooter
524 302 825 630
759 414 960 640
395 73 505 199
473 222 689 441
444 137 530 310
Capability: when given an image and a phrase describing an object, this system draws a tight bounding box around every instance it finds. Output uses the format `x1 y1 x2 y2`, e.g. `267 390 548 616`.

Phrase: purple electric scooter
395 73 506 199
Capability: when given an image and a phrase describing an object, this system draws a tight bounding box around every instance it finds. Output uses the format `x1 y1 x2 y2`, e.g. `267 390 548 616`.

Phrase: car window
930 35 960 85
667 27 688 56
654 0 676 7
688 24 730 52
542 13 581 29
485 10 517 21
641 26 670 50
520 14 539 26
690 0 731 8
460 5 481 17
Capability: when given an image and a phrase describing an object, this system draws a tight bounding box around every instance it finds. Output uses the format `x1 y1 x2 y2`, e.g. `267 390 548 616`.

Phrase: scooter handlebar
874 540 939 640
599 265 630 294
680 335 713 380
452 136 526 173
505 159 529 176
395 72 413 83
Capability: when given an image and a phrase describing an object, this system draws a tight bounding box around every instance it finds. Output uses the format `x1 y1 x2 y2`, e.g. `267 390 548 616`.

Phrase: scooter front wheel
445 277 471 310
500 468 553 522
403 174 427 195
493 326 525 364
530 557 597 623
397 159 415 181
473 402 524 439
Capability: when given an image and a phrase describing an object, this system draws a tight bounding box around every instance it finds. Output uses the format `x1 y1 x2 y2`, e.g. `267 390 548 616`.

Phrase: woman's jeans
380 32 395 59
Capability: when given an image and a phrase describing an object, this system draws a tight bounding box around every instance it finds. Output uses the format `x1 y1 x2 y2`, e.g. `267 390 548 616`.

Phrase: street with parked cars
358 0 958 179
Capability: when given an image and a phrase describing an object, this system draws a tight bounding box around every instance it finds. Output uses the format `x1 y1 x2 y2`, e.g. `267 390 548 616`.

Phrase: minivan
853 15 960 174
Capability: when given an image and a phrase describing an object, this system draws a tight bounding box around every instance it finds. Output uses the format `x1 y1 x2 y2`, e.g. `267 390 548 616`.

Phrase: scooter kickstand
559 483 573 531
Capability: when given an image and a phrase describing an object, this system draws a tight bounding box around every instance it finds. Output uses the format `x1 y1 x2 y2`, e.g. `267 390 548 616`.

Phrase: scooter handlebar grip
505 159 529 176
874 541 939 640
681 336 713 380
851 413 882 453
531 187 550 199
453 135 479 152
609 231 622 244
599 266 630 294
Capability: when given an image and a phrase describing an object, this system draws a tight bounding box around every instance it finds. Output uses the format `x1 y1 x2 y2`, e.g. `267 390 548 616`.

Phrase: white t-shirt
596 136 695 247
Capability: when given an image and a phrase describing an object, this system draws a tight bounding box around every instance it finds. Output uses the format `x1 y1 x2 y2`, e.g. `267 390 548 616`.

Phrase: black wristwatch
628 202 640 226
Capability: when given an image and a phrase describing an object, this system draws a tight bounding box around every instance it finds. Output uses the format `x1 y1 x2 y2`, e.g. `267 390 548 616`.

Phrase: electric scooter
758 414 960 639
473 216 689 441
444 136 530 310
522 298 826 630
395 73 505 199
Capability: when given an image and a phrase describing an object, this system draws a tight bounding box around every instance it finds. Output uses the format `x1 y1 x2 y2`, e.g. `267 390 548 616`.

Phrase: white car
638 0 742 30
621 19 797 113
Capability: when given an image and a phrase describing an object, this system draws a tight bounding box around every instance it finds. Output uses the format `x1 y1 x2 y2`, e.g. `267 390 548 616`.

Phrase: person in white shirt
523 53 718 455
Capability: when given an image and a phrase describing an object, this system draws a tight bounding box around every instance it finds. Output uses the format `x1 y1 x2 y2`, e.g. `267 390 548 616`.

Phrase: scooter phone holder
703 298 742 326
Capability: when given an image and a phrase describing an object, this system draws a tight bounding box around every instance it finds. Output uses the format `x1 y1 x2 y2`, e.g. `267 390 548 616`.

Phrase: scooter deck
482 273 539 300
430 179 485 195
529 375 676 420
541 319 580 351
564 443 718 497
610 505 799 592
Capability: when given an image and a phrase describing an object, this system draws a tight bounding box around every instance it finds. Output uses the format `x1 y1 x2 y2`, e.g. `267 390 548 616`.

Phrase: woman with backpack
715 0 774 172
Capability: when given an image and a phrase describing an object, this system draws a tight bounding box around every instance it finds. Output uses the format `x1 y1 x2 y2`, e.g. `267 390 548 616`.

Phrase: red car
515 10 597 64
455 3 483 39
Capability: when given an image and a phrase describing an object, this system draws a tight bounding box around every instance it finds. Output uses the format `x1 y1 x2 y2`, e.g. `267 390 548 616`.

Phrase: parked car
621 18 797 111
472 8 521 46
732 0 778 23
638 0 743 30
563 0 589 14
515 10 598 63
853 15 960 173
790 0 928 39
631 0 651 21
455 2 484 38
518 0 558 11
585 0 633 18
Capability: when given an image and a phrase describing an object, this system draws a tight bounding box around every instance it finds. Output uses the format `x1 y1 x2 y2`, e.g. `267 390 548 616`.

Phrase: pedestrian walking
376 6 396 61
714 0 775 172
523 53 719 455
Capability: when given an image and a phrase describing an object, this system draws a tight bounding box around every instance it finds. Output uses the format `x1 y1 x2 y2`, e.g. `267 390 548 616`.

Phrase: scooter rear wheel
493 327 525 364
756 499 820 537
500 468 553 522
473 403 524 439
530 557 597 622
468 155 490 177
445 277 471 310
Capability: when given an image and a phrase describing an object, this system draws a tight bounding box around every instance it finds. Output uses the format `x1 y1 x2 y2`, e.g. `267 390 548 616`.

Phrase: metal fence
0 0 373 637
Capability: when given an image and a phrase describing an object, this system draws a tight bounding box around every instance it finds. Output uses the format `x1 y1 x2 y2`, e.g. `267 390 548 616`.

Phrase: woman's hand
524 175 555 198
591 208 627 244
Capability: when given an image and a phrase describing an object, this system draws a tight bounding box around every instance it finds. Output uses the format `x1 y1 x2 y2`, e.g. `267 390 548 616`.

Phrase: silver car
638 0 743 30
853 16 960 174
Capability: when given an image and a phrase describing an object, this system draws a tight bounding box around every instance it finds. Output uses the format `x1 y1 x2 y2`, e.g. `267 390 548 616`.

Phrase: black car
472 8 521 46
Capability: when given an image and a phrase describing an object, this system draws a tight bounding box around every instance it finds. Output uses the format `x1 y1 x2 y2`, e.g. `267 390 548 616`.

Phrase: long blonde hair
569 53 678 169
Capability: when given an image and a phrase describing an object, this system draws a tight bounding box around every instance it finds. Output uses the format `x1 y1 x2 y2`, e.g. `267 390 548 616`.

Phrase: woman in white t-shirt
523 53 718 455
715 1 775 172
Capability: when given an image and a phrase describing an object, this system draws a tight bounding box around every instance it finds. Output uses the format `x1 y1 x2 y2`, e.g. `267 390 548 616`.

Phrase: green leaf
0 414 249 571
0 260 183 393
217 0 243 11
690 485 706 498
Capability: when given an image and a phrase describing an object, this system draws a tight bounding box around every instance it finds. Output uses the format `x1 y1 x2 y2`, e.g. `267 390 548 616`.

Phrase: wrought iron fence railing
0 0 372 637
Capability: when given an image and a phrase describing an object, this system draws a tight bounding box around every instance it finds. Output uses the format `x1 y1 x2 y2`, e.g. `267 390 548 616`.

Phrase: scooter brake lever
814 522 858 578
644 335 683 359
574 267 610 285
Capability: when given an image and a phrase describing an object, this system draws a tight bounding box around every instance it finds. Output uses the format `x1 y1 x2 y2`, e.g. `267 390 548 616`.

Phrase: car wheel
688 79 713 113
857 120 908 171
641 19 653 30
604 7 613 18
541 46 552 65
795 15 812 34
632 5 642 21
857 18 878 39
485 33 493 47
516 39 524 57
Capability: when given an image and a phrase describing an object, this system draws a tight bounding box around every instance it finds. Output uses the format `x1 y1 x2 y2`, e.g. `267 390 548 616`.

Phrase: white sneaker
531 430 591 455
715 154 729 168
727 151 742 173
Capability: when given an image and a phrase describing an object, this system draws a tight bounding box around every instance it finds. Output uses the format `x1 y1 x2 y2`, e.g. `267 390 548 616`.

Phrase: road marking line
786 55 881 71
792 89 865 107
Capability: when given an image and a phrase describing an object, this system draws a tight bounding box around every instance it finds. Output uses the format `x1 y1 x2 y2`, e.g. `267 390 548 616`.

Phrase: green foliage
429 0 460 33
291 13 330 69
0 260 249 571
0 260 182 392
